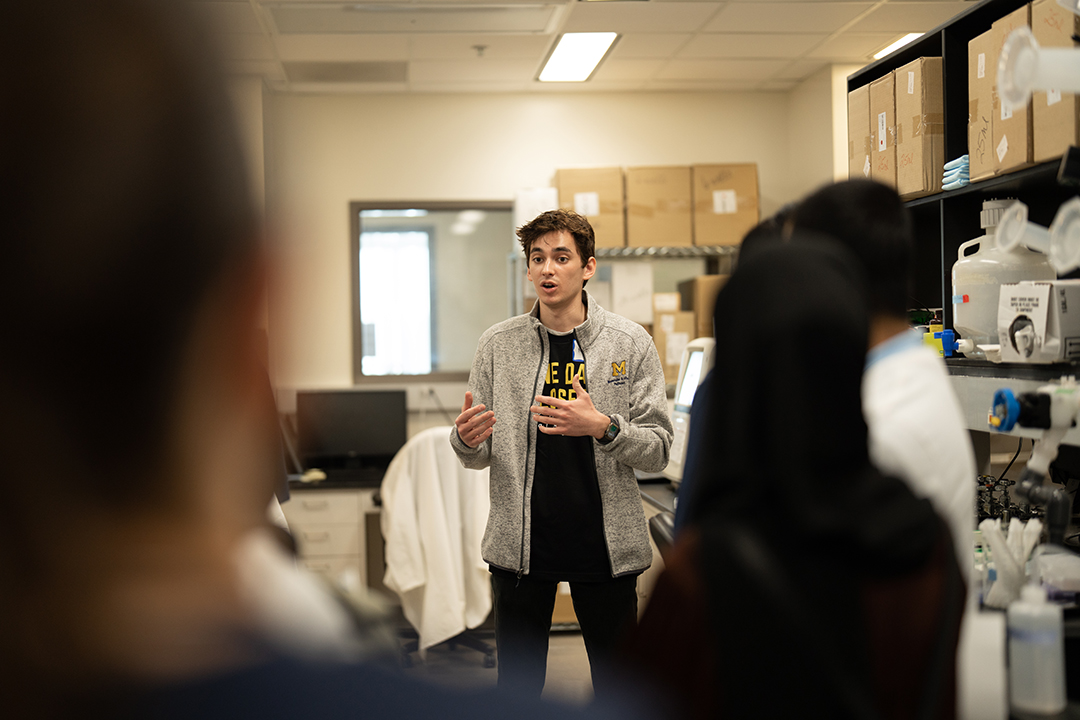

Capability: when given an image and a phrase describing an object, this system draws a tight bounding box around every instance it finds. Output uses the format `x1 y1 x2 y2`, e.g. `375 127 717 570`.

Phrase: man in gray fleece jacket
451 210 672 698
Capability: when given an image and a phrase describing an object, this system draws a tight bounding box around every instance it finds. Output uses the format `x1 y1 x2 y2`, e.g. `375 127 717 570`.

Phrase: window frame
349 200 512 384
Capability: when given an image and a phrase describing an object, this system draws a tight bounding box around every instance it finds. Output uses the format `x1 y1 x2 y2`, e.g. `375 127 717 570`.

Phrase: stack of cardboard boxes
554 164 760 248
649 276 729 385
852 0 1078 190
849 57 945 198
970 0 1080 181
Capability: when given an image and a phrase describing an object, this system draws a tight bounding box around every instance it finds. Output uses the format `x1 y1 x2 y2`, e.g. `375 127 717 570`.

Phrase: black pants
490 571 638 698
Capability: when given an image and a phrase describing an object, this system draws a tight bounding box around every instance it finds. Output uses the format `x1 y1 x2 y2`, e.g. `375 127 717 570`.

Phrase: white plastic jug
952 200 1054 357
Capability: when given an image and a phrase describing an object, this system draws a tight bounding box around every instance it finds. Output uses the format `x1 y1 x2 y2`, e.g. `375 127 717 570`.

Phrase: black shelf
848 0 1080 330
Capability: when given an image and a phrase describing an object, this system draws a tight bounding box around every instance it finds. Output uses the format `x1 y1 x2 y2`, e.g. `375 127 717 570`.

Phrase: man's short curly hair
517 209 596 267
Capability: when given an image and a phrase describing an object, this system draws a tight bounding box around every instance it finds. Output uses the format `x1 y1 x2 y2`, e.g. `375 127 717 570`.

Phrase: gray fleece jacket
450 292 673 578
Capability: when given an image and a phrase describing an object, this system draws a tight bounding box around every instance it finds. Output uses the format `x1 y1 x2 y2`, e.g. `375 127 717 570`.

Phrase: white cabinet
282 487 380 592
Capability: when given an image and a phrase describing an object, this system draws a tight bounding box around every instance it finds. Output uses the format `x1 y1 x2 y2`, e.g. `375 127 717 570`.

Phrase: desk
639 481 677 515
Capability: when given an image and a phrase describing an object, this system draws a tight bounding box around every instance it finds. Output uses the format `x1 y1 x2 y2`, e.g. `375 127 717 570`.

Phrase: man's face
526 230 596 311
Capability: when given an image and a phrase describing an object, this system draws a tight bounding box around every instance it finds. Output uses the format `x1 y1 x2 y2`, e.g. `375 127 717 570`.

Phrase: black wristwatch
597 415 620 445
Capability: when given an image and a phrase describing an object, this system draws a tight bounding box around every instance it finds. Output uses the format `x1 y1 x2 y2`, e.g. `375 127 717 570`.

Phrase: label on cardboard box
908 72 915 94
1048 89 1061 106
978 53 985 79
997 134 1009 162
1001 100 1013 121
878 111 887 151
666 333 689 367
574 192 600 217
712 190 738 214
660 315 675 333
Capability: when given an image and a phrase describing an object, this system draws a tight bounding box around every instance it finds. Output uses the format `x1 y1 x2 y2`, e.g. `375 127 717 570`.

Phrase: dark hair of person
0 0 258 510
517 210 596 286
789 180 912 318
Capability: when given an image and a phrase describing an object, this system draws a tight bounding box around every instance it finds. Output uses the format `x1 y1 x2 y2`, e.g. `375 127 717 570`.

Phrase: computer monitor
662 337 715 486
296 389 407 472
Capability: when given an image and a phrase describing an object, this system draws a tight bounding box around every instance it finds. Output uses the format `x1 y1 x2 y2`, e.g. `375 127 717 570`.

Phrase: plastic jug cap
1020 584 1047 604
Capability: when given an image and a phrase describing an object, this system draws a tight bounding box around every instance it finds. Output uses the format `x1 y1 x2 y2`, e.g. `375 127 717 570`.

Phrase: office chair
380 426 496 669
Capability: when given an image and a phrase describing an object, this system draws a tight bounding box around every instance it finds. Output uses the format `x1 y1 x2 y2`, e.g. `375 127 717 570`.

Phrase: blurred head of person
0 0 279 708
787 180 913 337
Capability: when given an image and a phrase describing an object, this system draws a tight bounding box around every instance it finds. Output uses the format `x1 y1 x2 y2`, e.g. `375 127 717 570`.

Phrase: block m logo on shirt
611 361 627 378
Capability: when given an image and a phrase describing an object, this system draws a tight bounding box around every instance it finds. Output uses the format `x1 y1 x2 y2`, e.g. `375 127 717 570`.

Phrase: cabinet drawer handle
301 500 329 511
303 531 330 542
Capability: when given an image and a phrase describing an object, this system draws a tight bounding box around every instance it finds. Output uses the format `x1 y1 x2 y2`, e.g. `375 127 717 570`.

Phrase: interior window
352 203 513 379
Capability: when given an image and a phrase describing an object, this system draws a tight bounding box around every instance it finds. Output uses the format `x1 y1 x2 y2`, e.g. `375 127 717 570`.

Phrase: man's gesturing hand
531 374 609 439
455 391 496 448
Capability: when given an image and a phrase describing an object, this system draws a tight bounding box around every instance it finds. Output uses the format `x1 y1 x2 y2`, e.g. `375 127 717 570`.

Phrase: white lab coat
862 333 976 581
380 426 491 654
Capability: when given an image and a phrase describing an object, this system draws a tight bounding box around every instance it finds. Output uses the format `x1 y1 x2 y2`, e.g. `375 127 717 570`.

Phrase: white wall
265 90 809 389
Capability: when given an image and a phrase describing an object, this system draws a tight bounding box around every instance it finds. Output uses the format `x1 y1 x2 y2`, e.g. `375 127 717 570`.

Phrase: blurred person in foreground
623 241 966 719
0 3 631 719
787 180 976 582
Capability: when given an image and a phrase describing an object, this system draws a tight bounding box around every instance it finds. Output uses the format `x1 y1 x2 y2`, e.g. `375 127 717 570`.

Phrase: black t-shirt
528 331 611 582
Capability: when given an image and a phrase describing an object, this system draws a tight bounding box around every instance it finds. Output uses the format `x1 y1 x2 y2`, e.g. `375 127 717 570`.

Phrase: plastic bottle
1007 584 1066 715
952 199 1055 358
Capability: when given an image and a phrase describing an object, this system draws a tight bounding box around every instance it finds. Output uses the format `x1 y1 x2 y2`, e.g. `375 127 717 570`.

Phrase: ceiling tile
592 58 666 81
805 32 897 60
192 2 265 34
772 59 829 80
274 34 410 62
759 80 799 92
409 58 539 83
612 33 693 58
643 79 764 91
563 2 722 33
847 2 969 33
656 58 788 80
705 3 874 33
679 33 826 58
270 4 558 34
408 34 552 60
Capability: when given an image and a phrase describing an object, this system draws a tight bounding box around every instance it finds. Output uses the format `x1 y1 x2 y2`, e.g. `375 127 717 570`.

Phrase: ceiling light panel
539 32 618 81
270 4 559 34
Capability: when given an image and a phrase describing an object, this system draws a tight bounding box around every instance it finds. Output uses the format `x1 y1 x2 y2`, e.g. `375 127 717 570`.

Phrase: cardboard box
993 5 1035 175
870 73 897 188
848 84 872 180
554 167 625 249
653 311 695 383
625 166 693 248
691 164 760 246
895 57 945 199
677 275 729 339
969 29 997 181
1032 0 1080 162
998 280 1080 363
653 292 681 314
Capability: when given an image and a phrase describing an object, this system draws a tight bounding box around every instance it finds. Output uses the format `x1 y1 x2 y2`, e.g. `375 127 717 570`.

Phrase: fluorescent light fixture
539 32 618 82
874 33 923 60
360 209 428 218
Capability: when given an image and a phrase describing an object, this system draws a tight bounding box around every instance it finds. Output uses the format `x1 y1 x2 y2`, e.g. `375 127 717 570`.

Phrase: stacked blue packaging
943 155 970 190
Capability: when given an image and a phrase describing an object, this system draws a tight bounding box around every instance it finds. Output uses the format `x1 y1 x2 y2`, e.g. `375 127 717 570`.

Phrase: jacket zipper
573 330 615 580
519 325 546 584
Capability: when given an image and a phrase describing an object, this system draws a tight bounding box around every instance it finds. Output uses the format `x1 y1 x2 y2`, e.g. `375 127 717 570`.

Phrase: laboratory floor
397 628 594 706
